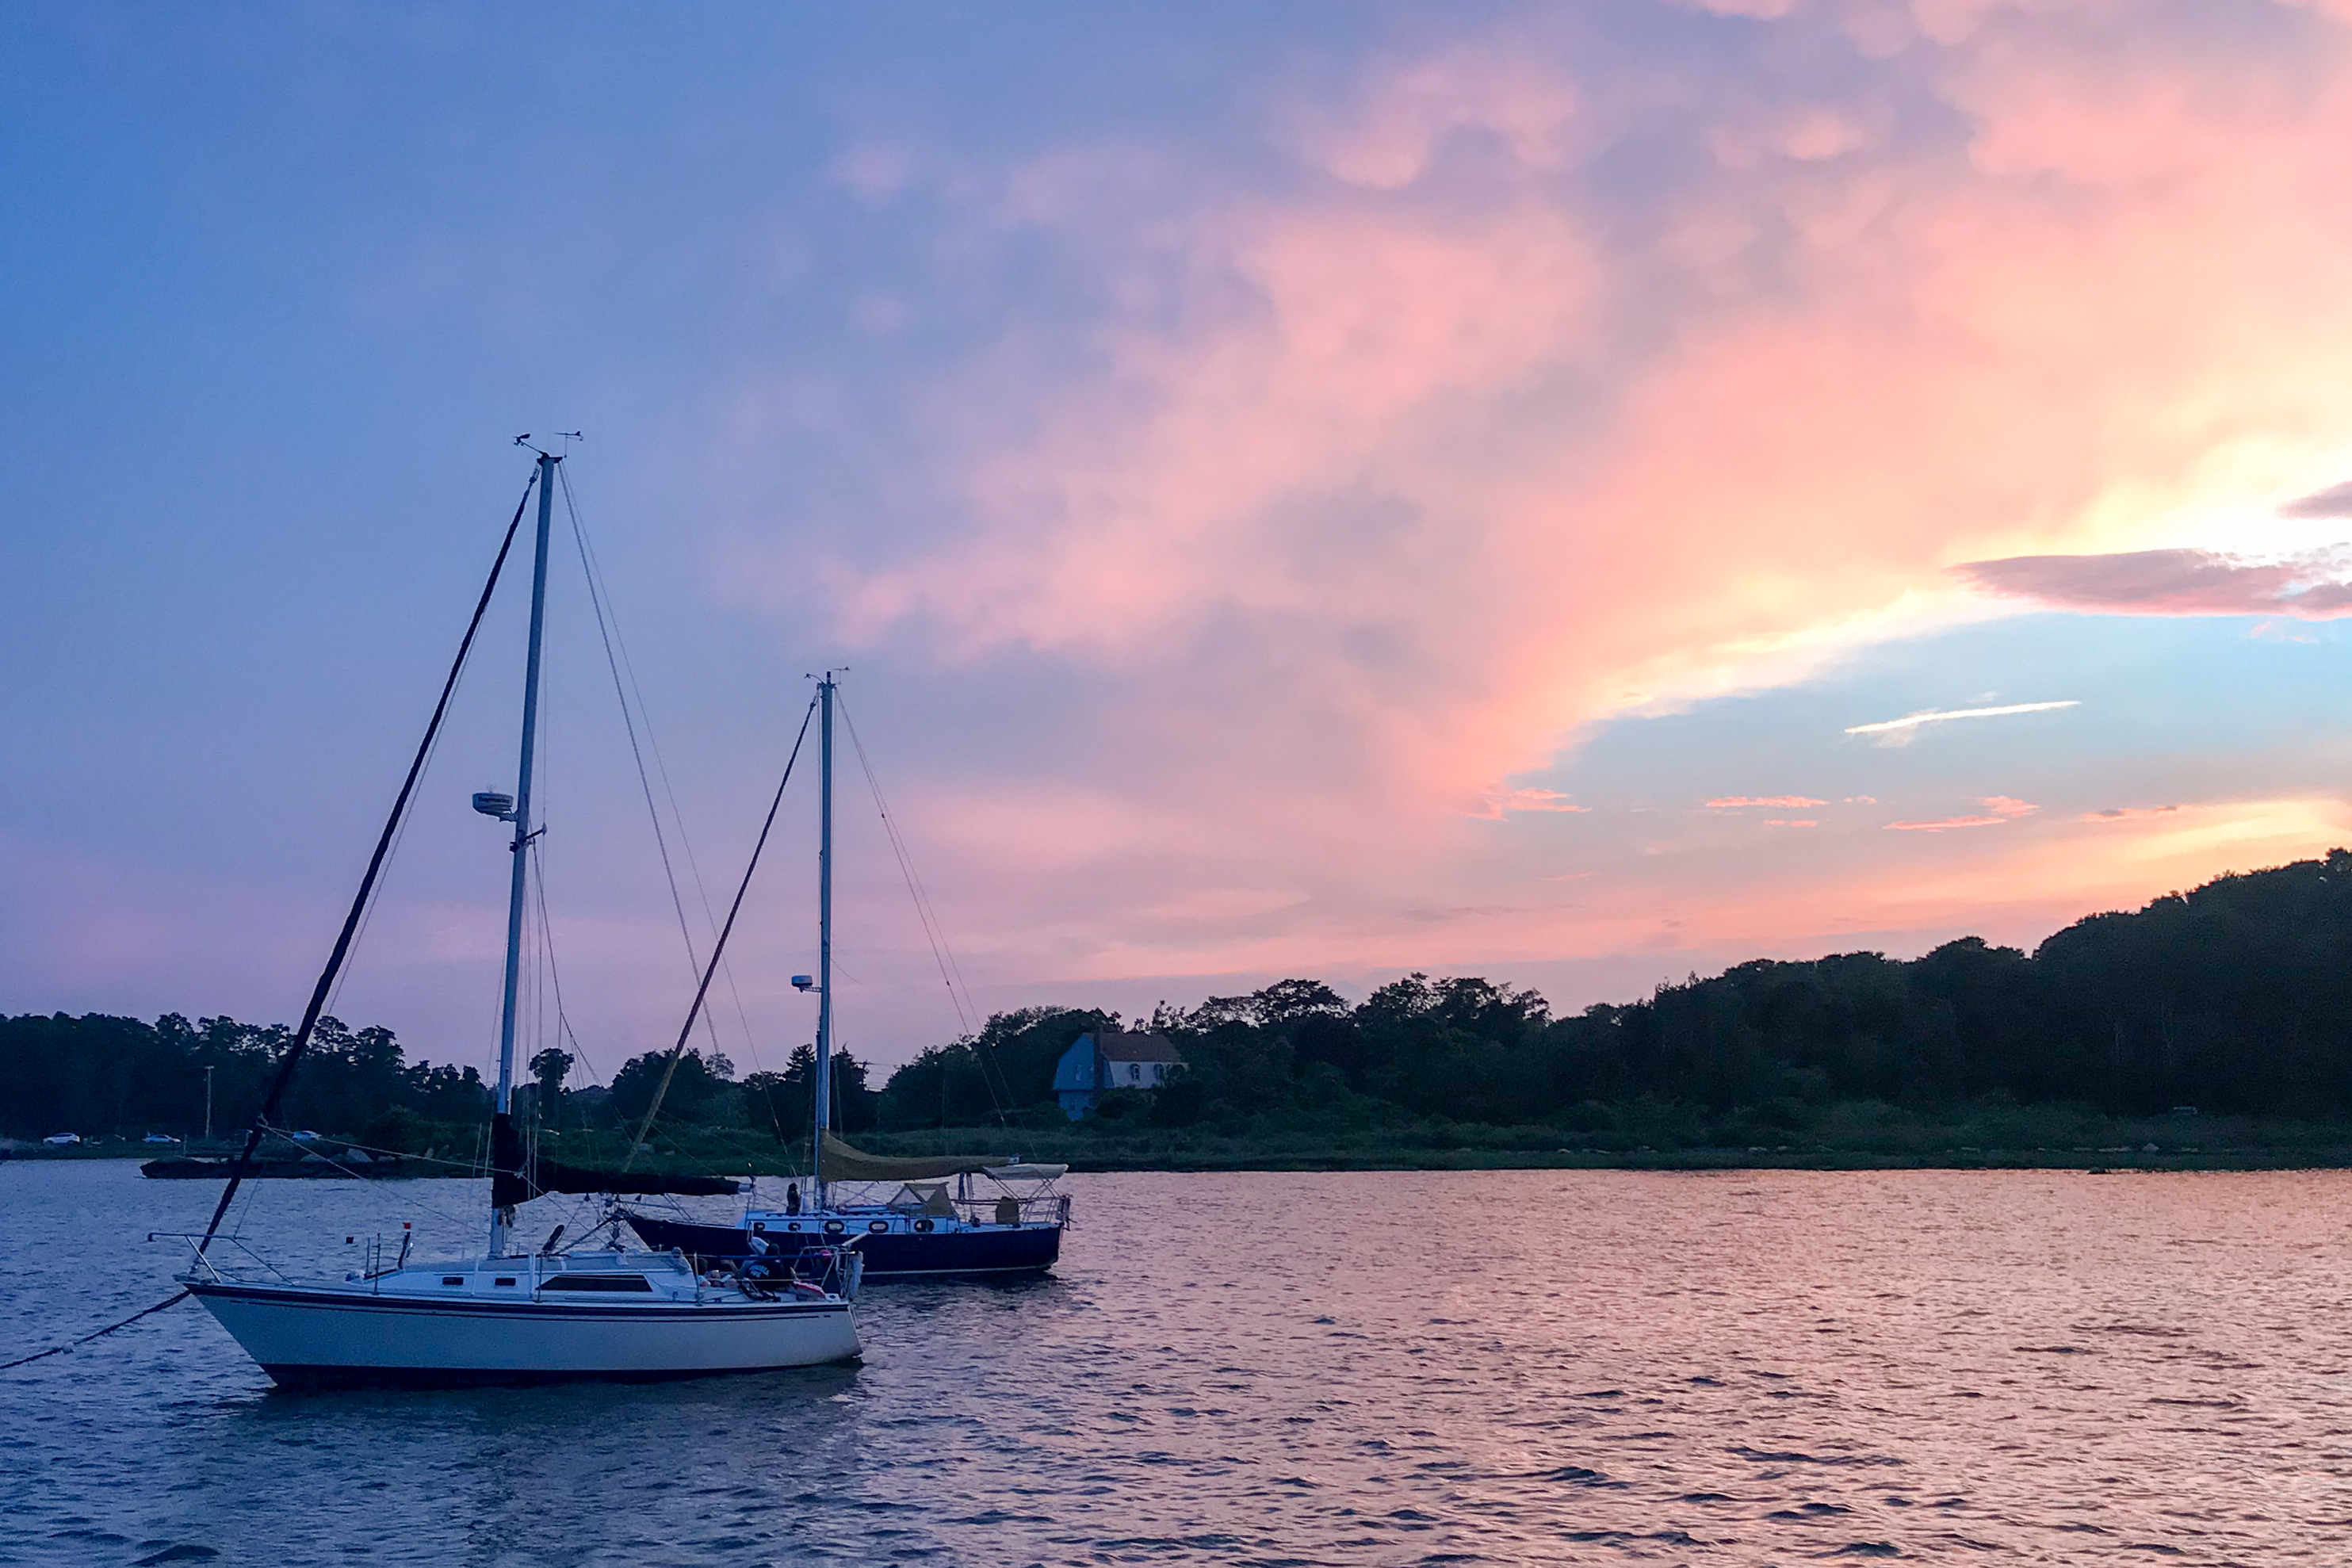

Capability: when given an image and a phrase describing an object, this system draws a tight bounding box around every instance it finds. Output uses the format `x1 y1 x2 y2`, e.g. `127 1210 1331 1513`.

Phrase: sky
6 1 2352 1088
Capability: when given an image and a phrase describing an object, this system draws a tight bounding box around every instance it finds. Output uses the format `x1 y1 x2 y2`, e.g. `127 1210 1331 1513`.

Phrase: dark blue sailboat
625 1134 1066 1281
623 675 1069 1282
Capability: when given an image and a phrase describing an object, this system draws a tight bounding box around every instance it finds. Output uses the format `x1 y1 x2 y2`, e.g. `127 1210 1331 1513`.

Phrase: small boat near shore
143 1153 423 1180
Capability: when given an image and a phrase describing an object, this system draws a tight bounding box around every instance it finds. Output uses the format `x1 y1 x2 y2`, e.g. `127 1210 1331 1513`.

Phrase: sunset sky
7 1 2352 1086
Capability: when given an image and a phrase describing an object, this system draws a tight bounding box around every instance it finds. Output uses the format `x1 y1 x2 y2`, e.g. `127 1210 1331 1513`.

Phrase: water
5 1162 2351 1566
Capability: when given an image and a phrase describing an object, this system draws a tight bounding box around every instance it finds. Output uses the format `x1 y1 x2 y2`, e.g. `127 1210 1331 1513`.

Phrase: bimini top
819 1130 1012 1182
984 1163 1069 1183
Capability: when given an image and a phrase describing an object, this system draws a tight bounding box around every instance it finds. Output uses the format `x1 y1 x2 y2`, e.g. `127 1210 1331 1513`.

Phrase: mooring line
0 1290 191 1373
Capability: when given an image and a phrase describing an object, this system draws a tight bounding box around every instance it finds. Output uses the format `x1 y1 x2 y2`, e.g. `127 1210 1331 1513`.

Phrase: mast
491 449 558 1256
813 672 835 1207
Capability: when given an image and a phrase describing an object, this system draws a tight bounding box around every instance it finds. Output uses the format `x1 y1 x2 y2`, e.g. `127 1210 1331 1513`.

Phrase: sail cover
820 1130 1012 1181
488 1114 743 1206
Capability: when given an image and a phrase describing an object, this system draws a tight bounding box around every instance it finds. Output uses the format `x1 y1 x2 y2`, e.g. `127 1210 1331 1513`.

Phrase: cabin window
441 1276 464 1287
493 1277 517 1287
539 1274 655 1293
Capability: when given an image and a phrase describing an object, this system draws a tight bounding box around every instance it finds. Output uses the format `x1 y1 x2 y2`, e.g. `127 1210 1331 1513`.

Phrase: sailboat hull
625 1212 1062 1281
188 1279 860 1388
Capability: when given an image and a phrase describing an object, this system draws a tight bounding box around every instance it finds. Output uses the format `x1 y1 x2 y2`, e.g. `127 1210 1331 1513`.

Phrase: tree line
10 850 2352 1145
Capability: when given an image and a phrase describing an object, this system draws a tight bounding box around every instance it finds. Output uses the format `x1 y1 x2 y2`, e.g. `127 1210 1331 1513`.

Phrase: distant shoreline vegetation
13 849 2352 1172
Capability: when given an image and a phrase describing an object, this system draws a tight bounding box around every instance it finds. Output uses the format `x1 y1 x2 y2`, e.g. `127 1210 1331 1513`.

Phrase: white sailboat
174 444 862 1387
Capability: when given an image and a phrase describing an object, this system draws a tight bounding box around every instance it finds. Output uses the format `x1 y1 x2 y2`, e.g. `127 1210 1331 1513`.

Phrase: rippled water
6 1161 2352 1565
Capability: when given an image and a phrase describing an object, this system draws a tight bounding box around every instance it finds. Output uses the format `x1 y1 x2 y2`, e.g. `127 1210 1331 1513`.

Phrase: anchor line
0 1290 191 1373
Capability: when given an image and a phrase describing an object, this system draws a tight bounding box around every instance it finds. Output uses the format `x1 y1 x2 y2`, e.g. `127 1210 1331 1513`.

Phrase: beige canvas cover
885 1182 961 1216
819 1130 1012 1181
983 1163 1069 1182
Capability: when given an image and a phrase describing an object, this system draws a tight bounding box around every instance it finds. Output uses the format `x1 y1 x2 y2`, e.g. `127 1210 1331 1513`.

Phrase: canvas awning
982 1163 1069 1183
819 1130 1012 1181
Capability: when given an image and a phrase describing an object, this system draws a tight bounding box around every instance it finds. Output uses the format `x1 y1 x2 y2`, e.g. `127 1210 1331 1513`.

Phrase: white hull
185 1256 860 1388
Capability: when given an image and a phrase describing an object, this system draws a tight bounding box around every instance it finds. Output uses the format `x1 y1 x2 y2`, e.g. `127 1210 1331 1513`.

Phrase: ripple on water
7 1164 2352 1565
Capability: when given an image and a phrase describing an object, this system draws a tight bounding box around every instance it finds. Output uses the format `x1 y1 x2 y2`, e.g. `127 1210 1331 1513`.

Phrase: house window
1130 1064 1142 1083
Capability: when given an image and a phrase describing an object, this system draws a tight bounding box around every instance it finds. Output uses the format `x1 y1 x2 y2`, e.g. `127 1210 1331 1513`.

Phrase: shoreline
17 1146 2352 1175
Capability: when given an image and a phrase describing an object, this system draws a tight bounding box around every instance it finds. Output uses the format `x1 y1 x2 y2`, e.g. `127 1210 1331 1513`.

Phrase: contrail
1845 700 2079 736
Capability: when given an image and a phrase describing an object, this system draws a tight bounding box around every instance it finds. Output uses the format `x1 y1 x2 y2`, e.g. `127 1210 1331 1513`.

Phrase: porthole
751 1222 767 1234
867 1219 889 1233
786 1222 802 1232
823 1219 845 1235
912 1218 934 1233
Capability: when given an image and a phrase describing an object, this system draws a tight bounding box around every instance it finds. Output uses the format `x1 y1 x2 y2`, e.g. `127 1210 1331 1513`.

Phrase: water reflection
9 1162 2352 1564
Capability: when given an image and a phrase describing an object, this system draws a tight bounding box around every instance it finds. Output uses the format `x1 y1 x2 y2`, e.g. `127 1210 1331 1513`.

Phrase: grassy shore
22 1100 2352 1174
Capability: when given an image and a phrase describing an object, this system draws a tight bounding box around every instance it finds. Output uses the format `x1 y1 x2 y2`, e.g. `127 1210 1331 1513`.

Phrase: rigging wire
556 464 766 1080
836 694 977 1036
9 476 541 1373
529 844 605 1092
835 691 1013 1120
625 694 820 1165
198 472 540 1257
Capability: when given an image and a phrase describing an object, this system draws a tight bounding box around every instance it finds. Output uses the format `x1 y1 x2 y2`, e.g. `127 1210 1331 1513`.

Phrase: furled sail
488 1114 743 1207
818 1130 1012 1182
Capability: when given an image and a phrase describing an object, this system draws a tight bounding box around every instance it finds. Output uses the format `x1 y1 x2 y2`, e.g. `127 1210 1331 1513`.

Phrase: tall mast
491 450 558 1256
813 672 835 1205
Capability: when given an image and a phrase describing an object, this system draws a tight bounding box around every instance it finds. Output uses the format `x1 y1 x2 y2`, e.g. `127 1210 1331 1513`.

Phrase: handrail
147 1231 291 1283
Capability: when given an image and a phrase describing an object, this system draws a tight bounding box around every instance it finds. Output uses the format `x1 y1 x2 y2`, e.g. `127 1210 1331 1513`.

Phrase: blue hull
624 1212 1061 1281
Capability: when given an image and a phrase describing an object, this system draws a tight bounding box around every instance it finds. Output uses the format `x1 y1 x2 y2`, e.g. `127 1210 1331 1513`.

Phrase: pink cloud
1887 796 2038 832
762 3 2352 991
1706 795 1828 809
2281 480 2352 518
1471 788 1589 819
1952 549 2352 619
1763 819 1818 828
